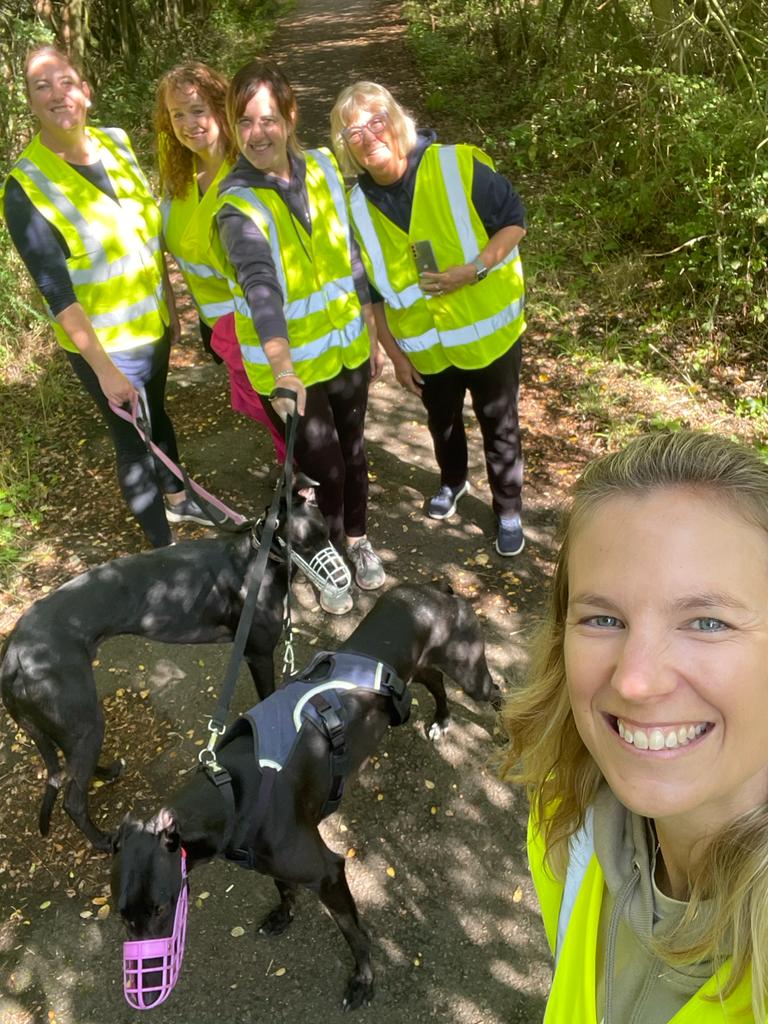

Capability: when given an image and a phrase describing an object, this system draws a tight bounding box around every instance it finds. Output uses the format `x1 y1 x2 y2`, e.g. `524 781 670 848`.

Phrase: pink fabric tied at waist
211 313 286 463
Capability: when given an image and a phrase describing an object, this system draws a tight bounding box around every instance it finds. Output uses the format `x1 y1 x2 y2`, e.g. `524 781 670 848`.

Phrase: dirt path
0 2 586 1021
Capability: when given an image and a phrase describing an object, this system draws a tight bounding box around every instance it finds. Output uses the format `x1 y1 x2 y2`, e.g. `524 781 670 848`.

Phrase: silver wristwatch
471 255 488 283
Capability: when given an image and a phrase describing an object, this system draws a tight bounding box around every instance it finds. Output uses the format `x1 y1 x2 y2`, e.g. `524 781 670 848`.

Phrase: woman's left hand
419 262 477 298
369 341 386 383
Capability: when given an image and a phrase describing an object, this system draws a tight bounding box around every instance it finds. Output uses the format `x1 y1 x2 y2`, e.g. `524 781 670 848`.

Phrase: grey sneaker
346 538 386 591
426 481 469 520
319 586 354 615
165 495 226 527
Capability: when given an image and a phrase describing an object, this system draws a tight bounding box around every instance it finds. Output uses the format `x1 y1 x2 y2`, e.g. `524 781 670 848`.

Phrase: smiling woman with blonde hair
3 44 207 545
501 429 768 1022
331 81 527 558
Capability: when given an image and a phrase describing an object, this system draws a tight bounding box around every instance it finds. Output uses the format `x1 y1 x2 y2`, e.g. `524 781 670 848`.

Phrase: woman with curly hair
501 429 768 1022
155 62 284 459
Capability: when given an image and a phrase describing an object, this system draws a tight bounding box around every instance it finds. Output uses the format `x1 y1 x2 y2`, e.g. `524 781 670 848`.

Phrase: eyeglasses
342 113 388 146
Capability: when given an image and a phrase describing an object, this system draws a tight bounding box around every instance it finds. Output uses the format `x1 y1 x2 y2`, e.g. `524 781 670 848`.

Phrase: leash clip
199 719 227 772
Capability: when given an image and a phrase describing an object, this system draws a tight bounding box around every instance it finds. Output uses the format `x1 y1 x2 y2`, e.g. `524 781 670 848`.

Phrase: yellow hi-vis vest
349 144 525 375
528 809 755 1022
215 148 369 395
161 159 235 328
6 127 168 353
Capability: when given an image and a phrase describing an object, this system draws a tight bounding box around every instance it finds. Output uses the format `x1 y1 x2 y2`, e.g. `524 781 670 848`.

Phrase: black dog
111 582 500 1010
1 492 331 851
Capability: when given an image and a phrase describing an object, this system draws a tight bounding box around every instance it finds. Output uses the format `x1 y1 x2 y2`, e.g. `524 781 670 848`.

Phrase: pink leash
109 395 247 527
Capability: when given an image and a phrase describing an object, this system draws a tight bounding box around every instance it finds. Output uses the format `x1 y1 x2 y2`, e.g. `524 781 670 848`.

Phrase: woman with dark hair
3 45 209 546
155 61 284 460
331 82 527 558
501 430 768 1021
214 61 385 614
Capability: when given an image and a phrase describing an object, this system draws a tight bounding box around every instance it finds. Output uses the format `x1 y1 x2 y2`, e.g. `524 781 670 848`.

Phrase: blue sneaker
495 516 525 556
426 481 469 520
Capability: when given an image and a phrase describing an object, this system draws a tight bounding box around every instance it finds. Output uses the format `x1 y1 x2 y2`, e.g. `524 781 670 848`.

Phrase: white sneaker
319 587 353 615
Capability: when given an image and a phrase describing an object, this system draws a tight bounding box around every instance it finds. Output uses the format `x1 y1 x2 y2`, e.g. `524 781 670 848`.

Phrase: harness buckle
198 719 227 772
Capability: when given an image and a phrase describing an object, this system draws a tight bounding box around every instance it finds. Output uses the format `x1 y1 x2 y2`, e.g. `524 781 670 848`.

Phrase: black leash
199 388 298 779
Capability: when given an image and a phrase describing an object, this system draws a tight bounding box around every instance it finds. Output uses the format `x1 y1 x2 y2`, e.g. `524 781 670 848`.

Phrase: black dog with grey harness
111 582 501 1010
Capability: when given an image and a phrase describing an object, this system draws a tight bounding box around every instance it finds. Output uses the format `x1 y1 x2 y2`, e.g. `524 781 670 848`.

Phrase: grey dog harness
214 651 410 867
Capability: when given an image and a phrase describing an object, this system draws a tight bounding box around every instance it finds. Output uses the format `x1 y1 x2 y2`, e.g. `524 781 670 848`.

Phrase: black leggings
420 341 523 518
265 362 371 551
66 333 183 547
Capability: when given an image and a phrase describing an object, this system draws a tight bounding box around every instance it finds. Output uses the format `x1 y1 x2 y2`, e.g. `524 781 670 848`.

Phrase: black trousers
66 332 183 547
419 341 523 518
265 361 371 550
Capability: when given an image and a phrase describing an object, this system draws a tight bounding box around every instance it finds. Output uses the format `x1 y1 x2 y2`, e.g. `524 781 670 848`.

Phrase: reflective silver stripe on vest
175 254 228 280
349 184 404 308
160 197 171 234
555 808 595 965
69 236 161 284
225 187 353 321
224 186 289 300
89 281 164 329
397 293 525 353
437 146 476 262
15 157 162 285
240 311 365 366
15 157 104 259
200 298 235 318
308 148 349 229
100 127 152 191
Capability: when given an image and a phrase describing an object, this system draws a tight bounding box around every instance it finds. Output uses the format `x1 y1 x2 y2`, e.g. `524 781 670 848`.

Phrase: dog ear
151 807 180 852
110 812 139 853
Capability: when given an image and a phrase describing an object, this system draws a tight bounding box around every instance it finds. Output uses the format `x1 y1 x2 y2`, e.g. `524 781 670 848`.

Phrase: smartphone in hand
411 240 439 275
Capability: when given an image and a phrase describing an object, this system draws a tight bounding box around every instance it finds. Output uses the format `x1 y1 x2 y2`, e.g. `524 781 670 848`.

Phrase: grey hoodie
592 783 716 1023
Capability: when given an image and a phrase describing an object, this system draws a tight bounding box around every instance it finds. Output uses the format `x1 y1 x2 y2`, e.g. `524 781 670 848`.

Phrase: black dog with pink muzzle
110 582 500 1011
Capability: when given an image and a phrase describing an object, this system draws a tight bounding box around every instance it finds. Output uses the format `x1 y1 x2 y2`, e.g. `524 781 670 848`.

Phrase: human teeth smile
616 718 709 750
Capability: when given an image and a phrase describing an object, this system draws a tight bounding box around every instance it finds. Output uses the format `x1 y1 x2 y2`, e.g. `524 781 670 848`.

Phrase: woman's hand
370 340 386 383
270 372 307 420
392 353 424 396
419 262 477 297
98 363 137 406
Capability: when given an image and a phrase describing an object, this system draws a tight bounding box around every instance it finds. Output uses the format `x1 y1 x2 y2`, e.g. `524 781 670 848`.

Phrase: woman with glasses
214 61 385 613
4 45 209 548
155 61 285 462
331 83 527 558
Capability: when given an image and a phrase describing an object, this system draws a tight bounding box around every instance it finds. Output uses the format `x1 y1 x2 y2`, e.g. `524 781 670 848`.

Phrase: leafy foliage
406 0 768 358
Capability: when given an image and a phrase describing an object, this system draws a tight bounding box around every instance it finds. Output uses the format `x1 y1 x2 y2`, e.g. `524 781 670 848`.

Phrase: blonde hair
330 81 417 176
154 62 231 200
499 429 768 1017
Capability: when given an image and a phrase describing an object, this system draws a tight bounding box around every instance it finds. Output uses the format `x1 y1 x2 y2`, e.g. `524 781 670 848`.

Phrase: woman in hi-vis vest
3 45 211 547
331 83 526 559
501 430 768 1023
214 61 386 615
154 61 285 462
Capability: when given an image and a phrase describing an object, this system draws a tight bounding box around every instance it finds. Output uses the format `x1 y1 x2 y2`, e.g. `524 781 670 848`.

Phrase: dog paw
426 719 451 742
258 907 294 936
341 975 374 1011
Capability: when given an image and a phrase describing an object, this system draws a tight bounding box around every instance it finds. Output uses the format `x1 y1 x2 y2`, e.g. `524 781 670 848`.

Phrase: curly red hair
154 62 231 199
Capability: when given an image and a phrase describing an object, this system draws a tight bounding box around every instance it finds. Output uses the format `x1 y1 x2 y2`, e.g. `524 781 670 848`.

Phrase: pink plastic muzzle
122 848 188 1009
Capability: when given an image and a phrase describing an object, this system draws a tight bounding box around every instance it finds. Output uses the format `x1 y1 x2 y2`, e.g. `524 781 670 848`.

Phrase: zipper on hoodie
603 861 641 1024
